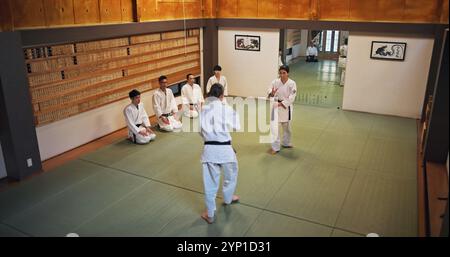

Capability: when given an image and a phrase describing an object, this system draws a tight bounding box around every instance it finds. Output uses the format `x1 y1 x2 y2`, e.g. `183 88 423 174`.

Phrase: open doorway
281 29 349 109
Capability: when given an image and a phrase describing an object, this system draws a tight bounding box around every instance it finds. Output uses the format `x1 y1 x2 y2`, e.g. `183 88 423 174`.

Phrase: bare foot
224 195 240 205
201 211 214 224
269 149 279 155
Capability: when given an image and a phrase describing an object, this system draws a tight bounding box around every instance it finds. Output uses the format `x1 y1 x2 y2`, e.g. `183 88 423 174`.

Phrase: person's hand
269 87 277 97
278 102 287 109
161 116 170 125
139 129 148 136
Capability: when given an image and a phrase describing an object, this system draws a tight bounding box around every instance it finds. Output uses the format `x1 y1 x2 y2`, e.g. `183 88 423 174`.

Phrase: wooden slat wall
216 0 448 23
1 0 448 30
319 0 350 20
279 0 310 20
258 0 279 18
99 0 122 23
44 0 75 27
73 0 100 24
24 28 201 126
442 0 449 23
217 0 237 18
10 0 46 28
202 0 216 18
121 0 135 22
0 0 13 31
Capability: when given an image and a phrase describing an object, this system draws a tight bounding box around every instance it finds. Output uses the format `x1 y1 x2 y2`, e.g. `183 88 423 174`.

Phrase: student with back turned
199 83 240 224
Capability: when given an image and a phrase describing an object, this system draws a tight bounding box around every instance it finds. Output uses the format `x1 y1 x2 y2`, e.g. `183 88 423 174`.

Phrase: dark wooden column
0 32 42 180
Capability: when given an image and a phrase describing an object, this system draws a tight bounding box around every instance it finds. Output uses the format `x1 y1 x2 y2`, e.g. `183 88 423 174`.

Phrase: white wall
0 141 7 179
218 28 279 97
343 33 434 118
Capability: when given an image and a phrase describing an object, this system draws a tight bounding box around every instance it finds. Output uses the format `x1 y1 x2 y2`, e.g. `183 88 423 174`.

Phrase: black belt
277 100 284 103
136 123 142 127
161 113 172 117
204 141 231 145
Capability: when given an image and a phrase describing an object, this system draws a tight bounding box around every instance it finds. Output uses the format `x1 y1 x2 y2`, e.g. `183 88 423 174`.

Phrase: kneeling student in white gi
181 74 204 118
199 83 240 224
153 75 183 132
268 65 297 154
124 89 156 144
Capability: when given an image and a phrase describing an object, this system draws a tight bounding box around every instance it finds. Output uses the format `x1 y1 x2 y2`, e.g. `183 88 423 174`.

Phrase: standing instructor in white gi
199 83 240 224
268 65 297 155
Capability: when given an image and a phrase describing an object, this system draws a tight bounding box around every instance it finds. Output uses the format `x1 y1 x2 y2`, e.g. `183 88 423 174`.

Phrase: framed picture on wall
235 35 261 51
370 41 407 61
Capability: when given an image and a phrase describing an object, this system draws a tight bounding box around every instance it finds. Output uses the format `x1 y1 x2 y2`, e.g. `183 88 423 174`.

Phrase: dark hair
279 65 290 73
159 75 168 82
213 65 222 71
129 89 141 99
186 73 194 80
208 83 224 98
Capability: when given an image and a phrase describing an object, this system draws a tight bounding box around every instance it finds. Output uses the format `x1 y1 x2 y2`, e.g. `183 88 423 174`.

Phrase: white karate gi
123 103 156 144
181 83 204 118
199 98 240 218
152 88 182 132
306 46 318 57
339 45 348 86
206 75 229 104
268 78 297 152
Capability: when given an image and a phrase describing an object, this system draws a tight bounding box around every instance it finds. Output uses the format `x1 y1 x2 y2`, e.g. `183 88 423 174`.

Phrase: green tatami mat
156 195 262 237
335 169 417 237
293 105 338 130
233 146 304 208
0 160 98 221
358 137 417 179
245 211 332 237
0 223 27 237
331 229 364 237
3 165 147 237
266 159 355 226
81 133 199 180
324 110 375 137
309 131 368 169
370 115 417 140
75 181 197 236
0 98 419 237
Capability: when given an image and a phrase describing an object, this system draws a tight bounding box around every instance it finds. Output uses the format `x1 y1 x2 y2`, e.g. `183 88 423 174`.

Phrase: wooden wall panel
441 0 449 23
11 0 46 28
258 0 278 18
404 0 440 22
349 0 376 21
202 0 216 18
137 0 157 21
278 0 310 19
43 0 75 26
376 0 404 22
217 0 237 18
238 0 258 17
73 0 100 24
319 0 350 20
0 0 13 31
157 2 180 20
182 2 203 19
100 0 122 23
120 0 135 22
